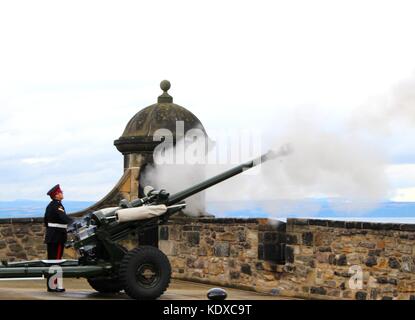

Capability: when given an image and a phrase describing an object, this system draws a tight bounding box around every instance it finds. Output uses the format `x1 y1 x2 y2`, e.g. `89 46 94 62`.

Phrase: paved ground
0 278 289 300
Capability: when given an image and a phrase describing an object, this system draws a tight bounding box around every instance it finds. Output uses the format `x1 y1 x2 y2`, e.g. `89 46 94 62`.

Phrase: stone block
294 264 311 278
327 289 341 297
13 225 29 234
335 254 347 266
283 264 296 273
345 221 362 229
397 280 415 292
26 248 38 256
368 249 383 256
228 259 236 268
217 232 236 242
365 256 377 267
177 242 191 254
197 246 207 256
193 258 206 269
316 252 331 264
401 256 415 273
261 243 284 263
14 251 27 260
246 229 257 242
346 253 361 265
8 243 23 253
185 231 200 246
237 230 246 242
30 225 43 232
301 246 314 255
302 232 313 246
388 257 401 269
377 240 385 249
285 245 295 263
359 241 376 249
325 280 337 288
328 220 346 228
159 240 176 256
183 225 202 231
355 291 367 300
308 219 328 227
168 227 181 241
208 262 224 275
310 286 327 295
255 262 264 271
214 242 230 257
397 244 412 254
0 228 13 237
376 277 395 285
241 264 252 276
400 224 415 232
334 270 352 278
263 261 278 272
296 255 315 268
285 234 298 245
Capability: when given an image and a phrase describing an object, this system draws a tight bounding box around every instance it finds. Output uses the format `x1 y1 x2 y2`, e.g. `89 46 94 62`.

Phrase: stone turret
114 80 208 171
72 80 209 216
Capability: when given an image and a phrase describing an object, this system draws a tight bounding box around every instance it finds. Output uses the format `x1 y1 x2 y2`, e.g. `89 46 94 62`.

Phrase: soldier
44 184 73 292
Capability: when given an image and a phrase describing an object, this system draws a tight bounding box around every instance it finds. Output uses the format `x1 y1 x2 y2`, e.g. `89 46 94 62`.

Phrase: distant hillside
1 199 415 222
0 200 95 218
208 200 415 223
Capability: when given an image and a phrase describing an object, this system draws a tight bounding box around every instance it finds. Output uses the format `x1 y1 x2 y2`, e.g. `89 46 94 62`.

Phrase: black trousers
47 242 64 259
46 243 65 290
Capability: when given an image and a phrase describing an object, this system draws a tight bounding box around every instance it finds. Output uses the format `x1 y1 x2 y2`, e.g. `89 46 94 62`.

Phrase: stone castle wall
160 217 286 292
1 216 415 300
159 217 415 300
0 218 49 262
280 218 415 300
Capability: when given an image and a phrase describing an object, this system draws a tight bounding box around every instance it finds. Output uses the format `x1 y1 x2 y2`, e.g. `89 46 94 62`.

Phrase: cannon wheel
120 246 171 300
87 277 124 293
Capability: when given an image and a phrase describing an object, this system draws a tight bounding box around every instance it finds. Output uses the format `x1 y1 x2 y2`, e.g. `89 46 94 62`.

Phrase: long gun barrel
66 146 291 257
166 148 286 206
128 146 291 209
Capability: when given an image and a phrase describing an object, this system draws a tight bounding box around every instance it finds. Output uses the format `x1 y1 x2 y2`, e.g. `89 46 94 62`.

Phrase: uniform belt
47 223 68 229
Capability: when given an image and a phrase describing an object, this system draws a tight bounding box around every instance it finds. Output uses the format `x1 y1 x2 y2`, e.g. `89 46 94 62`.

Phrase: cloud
1 0 415 202
21 157 56 165
392 188 415 202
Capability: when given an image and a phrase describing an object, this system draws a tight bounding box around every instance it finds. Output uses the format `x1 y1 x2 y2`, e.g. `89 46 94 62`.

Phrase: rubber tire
87 277 124 293
120 246 171 300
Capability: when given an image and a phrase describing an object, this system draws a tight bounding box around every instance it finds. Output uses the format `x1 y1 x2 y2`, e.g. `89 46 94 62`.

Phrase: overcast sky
1 0 415 202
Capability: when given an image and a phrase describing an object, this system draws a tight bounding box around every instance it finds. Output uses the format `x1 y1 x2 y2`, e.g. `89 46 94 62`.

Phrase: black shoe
47 288 66 293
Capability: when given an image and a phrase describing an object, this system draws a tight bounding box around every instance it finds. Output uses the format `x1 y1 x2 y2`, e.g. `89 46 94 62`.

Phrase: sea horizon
1 199 415 224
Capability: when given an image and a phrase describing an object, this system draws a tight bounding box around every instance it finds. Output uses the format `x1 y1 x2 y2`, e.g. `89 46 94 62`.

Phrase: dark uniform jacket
44 200 73 244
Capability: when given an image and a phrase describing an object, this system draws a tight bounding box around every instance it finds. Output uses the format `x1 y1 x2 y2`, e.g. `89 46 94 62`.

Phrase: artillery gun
0 148 289 299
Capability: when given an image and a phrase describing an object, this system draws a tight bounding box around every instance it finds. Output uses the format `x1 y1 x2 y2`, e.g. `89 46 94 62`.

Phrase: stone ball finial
160 80 171 92
158 80 173 103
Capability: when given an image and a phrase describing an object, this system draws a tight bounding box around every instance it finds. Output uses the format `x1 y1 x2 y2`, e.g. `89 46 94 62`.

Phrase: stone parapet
1 216 415 300
282 218 415 300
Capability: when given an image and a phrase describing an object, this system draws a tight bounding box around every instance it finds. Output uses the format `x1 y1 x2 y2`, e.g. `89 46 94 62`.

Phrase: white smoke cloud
352 72 415 133
141 117 389 218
